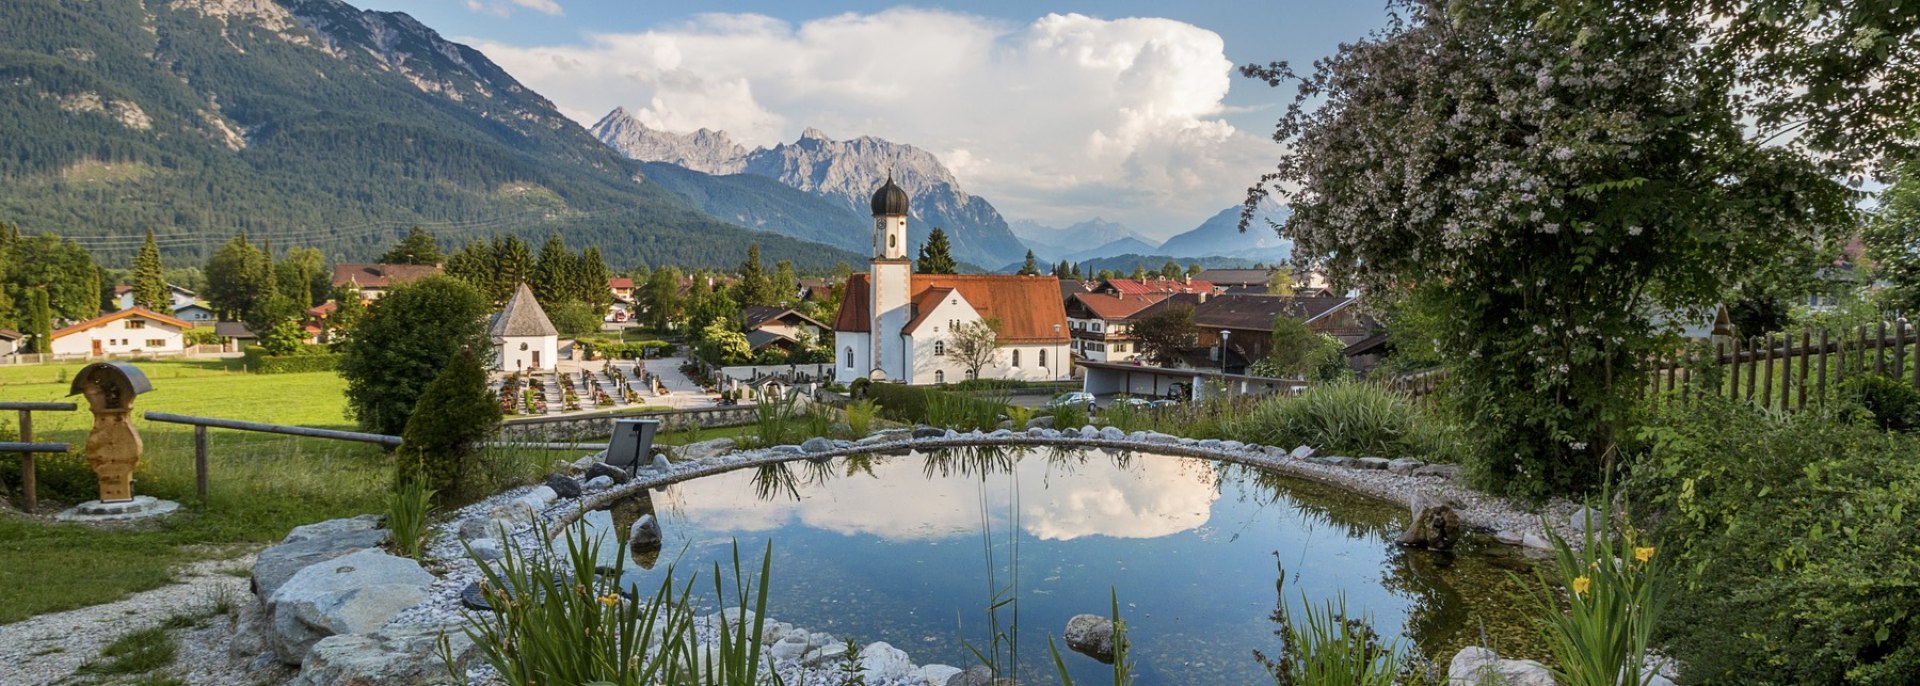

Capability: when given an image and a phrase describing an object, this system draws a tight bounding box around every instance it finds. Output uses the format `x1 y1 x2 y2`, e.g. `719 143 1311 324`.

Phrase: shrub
339 275 490 436
1227 383 1442 458
1845 373 1920 431
1047 402 1088 431
866 383 1005 430
394 349 500 501
845 399 880 436
1628 395 1920 685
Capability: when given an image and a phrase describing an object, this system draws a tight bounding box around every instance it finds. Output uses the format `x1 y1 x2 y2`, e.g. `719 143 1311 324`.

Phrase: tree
916 228 958 274
949 318 1001 379
204 234 270 321
1130 265 1148 281
132 230 170 313
1019 251 1041 276
1267 270 1294 296
734 244 778 307
639 266 685 331
1868 162 1920 312
325 284 367 343
548 300 602 338
339 276 490 436
7 233 98 323
771 260 799 306
23 289 50 354
393 348 500 500
694 321 752 365
576 246 612 309
532 235 575 305
1242 0 1851 497
258 317 308 356
1262 315 1320 378
1160 260 1182 279
276 247 328 307
381 227 443 266
1131 304 1198 366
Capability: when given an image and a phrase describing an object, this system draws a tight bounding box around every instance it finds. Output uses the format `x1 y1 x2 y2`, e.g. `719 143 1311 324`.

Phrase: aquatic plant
1255 562 1408 686
1531 494 1667 686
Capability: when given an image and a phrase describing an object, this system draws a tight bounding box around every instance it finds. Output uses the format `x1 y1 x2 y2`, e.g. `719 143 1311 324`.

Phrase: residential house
833 178 1071 385
0 329 22 356
1128 293 1370 374
49 308 190 357
742 305 828 355
113 284 215 323
1064 292 1168 363
492 283 558 372
332 263 443 301
1090 277 1216 298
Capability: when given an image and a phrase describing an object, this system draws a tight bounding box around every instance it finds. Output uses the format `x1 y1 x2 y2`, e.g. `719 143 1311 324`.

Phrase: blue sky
357 1 1394 235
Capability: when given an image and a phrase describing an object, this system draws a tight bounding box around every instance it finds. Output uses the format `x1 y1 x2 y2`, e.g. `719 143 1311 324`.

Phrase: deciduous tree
1131 304 1197 366
339 276 489 436
949 318 1001 379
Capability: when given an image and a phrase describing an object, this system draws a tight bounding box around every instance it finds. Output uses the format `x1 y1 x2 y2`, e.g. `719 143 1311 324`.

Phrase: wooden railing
0 401 78 512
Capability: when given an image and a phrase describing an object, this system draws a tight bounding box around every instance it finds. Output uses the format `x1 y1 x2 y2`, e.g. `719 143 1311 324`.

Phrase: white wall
51 316 186 357
832 331 872 384
497 334 558 371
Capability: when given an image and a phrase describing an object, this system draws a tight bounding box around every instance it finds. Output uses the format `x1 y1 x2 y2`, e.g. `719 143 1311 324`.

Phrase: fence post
1729 338 1741 401
1798 330 1810 410
1762 335 1774 408
1877 320 1888 375
18 409 33 513
1819 329 1830 403
1859 325 1869 377
194 424 209 504
1897 320 1908 384
1747 337 1760 403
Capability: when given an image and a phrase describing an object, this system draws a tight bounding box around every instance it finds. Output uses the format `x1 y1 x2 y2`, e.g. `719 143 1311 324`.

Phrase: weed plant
845 398 881 436
1255 563 1408 686
386 473 435 559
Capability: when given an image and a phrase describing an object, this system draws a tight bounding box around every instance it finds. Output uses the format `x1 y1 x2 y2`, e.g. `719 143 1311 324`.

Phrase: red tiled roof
834 274 1069 343
307 301 339 318
607 277 635 289
1069 292 1167 321
52 308 191 340
332 263 443 289
1100 278 1215 296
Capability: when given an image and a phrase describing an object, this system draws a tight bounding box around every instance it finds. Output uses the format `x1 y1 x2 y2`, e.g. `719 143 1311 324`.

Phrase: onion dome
870 175 909 216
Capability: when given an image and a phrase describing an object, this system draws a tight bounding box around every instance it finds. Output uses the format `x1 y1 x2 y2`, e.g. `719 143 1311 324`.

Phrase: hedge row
243 349 343 374
862 382 1005 427
581 339 676 360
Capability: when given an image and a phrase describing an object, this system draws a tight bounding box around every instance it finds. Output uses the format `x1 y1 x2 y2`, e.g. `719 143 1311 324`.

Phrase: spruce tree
381 226 444 266
533 235 572 304
132 230 169 312
1018 250 1040 276
393 348 500 500
915 228 958 274
771 260 799 306
735 244 777 307
577 245 611 308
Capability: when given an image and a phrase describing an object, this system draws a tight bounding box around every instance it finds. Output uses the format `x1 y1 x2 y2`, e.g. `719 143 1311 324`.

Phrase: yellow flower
1572 575 1591 596
1635 546 1655 563
598 593 621 607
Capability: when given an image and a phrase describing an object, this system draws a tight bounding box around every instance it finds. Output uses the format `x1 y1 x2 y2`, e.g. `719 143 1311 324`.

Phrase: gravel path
0 551 273 686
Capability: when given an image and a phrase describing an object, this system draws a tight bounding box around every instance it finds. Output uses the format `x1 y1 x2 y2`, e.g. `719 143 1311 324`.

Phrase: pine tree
381 226 444 266
577 246 611 308
393 347 500 500
24 289 50 354
532 235 573 305
496 235 534 302
132 230 170 312
771 260 799 306
915 228 958 274
1018 250 1041 276
735 244 778 307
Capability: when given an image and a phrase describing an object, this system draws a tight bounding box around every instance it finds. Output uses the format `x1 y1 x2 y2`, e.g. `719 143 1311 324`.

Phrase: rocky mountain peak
588 110 746 174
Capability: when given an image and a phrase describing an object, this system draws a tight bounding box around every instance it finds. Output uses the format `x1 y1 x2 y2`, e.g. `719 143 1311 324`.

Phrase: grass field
0 358 567 624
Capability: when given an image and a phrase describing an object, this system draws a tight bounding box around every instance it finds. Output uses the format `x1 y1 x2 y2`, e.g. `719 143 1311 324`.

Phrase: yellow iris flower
1635 546 1655 563
1572 575 1591 596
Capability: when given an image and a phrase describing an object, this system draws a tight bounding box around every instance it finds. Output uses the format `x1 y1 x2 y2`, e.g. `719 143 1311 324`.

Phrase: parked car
1148 399 1180 410
1111 397 1152 410
1049 391 1097 410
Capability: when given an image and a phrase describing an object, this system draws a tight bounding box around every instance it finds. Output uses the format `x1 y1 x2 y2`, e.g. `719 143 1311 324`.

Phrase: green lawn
0 358 569 624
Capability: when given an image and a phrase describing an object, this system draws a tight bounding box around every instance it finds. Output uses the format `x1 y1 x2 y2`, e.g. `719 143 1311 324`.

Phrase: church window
1012 350 1021 367
889 235 897 248
935 370 945 383
934 341 946 356
845 347 854 368
1039 350 1047 367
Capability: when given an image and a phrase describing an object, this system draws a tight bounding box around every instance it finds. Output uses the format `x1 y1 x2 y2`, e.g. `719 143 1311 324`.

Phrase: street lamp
1220 330 1231 374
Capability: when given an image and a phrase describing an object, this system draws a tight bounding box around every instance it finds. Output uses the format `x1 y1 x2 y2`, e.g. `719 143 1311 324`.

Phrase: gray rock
1143 432 1181 445
945 429 962 439
916 664 965 685
1522 531 1555 550
989 428 1014 438
1493 529 1526 546
803 640 849 666
770 633 811 662
1080 425 1100 438
1396 490 1462 551
1197 439 1223 450
1448 646 1556 686
266 549 436 664
1321 456 1357 468
913 427 946 439
761 621 793 646
523 485 559 507
1099 426 1127 441
1027 427 1050 438
1220 440 1245 451
651 452 674 470
1413 463 1464 480
770 444 807 455
801 436 837 453
545 474 583 499
466 537 504 561
629 514 662 549
253 516 390 599
947 666 996 686
586 462 631 484
583 475 615 491
1569 505 1605 533
1289 445 1316 459
295 623 478 686
1064 614 1119 664
859 641 915 681
1387 458 1426 475
678 438 738 461
1354 457 1392 470
1024 415 1054 429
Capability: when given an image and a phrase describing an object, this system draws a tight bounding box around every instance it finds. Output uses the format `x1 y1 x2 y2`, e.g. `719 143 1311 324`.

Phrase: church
832 178 1072 385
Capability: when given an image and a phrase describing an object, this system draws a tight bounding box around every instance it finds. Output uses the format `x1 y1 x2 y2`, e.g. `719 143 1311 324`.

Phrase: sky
355 1 1395 238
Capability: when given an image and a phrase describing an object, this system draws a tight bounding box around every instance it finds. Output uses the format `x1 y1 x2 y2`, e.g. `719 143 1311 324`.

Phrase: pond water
571 446 1543 684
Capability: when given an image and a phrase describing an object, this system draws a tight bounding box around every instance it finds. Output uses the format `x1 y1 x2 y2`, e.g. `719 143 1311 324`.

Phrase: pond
571 446 1544 684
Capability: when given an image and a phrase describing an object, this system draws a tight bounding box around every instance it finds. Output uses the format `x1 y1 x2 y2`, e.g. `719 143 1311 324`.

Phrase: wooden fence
1388 320 1920 413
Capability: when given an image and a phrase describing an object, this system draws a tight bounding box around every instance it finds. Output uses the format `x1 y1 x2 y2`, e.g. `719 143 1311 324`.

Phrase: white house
831 177 1072 385
50 308 189 357
113 284 199 313
492 282 558 372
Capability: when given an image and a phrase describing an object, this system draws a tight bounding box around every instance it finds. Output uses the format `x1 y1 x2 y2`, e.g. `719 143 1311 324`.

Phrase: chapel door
532 350 541 369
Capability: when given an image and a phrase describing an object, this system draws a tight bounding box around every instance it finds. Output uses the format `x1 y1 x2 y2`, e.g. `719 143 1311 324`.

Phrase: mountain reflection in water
573 447 1539 685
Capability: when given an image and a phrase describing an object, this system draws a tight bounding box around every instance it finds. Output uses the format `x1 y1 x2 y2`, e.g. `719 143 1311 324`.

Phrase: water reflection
582 448 1539 684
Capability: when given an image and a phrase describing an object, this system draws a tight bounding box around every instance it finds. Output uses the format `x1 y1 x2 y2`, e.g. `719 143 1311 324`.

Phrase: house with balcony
1065 292 1167 363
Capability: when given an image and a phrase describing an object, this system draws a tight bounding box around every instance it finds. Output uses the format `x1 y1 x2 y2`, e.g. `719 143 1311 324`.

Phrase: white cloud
469 9 1272 234
463 0 560 18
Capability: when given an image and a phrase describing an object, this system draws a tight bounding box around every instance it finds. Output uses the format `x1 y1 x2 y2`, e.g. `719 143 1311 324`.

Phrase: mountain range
0 0 861 269
591 110 1029 268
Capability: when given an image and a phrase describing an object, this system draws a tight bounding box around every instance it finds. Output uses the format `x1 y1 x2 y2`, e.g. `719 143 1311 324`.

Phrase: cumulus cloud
469 9 1272 233
463 0 560 18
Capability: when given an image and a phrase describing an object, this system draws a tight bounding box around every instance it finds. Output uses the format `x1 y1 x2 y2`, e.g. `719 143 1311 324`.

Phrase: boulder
253 516 391 599
801 436 837 453
677 438 737 461
1289 445 1316 459
1448 646 1557 686
585 462 631 484
947 666 996 686
1387 458 1426 475
1024 415 1054 429
1063 614 1119 664
545 474 583 499
916 664 965 685
1396 490 1462 551
1099 426 1127 441
804 641 848 666
1354 457 1392 470
583 475 615 491
267 549 436 664
769 632 811 661
858 642 915 681
1413 463 1464 480
651 452 673 470
629 514 663 549
1220 440 1245 451
913 427 946 439
295 623 478 686
1569 505 1605 533
989 429 1013 438
1321 456 1357 468
465 537 503 561
1197 439 1223 450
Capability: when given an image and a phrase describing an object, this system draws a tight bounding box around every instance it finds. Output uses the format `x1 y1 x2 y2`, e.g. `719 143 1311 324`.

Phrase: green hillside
0 0 860 270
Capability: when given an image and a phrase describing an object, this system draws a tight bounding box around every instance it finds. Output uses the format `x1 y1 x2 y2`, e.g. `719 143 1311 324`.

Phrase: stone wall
500 405 757 441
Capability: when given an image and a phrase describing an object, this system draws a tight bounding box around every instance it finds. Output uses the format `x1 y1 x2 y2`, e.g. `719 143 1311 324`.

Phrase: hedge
863 382 1006 428
243 349 343 374
580 339 676 360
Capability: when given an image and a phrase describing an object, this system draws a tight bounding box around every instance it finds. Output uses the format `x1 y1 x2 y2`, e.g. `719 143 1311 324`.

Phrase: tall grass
1256 563 1408 686
1228 382 1448 458
386 474 435 559
845 398 881 436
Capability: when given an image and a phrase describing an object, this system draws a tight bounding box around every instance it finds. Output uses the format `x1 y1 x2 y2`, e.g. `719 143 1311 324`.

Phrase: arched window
1012 350 1021 367
935 370 945 383
934 341 946 356
1039 349 1047 367
845 347 854 368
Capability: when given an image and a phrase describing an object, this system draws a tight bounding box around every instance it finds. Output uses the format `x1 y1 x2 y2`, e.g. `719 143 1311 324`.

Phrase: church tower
869 175 912 380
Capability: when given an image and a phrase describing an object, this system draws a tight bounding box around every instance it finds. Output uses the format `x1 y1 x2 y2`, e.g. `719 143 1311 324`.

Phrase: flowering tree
1245 0 1853 496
